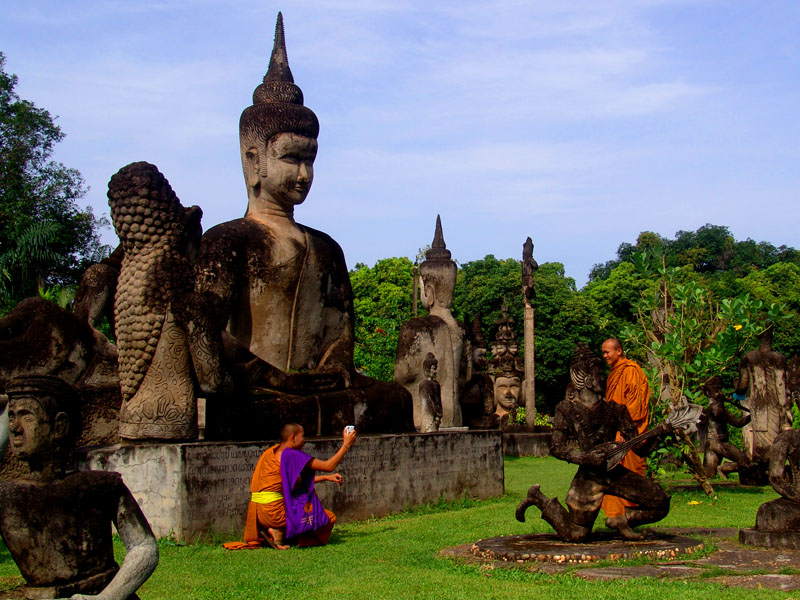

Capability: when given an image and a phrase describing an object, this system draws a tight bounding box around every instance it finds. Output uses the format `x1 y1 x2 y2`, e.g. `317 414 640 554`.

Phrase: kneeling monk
225 424 356 549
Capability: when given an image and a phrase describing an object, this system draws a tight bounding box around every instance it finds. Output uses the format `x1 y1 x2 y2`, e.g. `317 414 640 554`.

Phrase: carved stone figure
515 343 671 541
461 316 500 429
395 215 465 430
741 429 800 548
736 327 790 462
489 304 524 427
192 14 410 439
0 376 158 599
419 353 442 432
110 161 228 441
701 376 751 478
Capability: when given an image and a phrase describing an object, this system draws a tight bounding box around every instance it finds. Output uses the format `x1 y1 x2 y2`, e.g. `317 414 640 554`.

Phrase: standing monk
600 338 651 535
224 424 356 550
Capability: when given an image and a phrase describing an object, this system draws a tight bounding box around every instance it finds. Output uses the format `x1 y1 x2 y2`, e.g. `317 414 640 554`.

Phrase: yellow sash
251 491 283 504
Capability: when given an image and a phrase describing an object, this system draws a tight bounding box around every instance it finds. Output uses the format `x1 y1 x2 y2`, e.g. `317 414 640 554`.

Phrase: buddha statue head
419 215 457 311
569 343 605 404
239 13 320 215
6 376 79 476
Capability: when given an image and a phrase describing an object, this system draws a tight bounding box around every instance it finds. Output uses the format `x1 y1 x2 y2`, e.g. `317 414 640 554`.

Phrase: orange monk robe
223 444 335 549
601 357 651 519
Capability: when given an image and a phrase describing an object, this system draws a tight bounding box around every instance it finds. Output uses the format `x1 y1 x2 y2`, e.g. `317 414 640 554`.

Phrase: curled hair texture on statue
570 343 602 391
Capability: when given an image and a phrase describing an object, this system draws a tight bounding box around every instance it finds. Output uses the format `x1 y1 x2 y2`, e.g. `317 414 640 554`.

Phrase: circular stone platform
472 531 704 564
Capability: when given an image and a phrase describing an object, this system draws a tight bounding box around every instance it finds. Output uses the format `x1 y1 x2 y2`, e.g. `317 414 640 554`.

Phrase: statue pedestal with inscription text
76 431 504 543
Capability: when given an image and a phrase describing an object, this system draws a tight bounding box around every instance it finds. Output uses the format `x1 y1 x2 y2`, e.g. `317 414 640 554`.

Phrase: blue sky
2 1 798 286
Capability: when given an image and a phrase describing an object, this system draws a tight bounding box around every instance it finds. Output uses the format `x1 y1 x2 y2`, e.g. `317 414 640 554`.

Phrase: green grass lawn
0 457 787 599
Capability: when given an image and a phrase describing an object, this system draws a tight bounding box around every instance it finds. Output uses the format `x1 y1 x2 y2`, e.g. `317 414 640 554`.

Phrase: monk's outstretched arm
71 488 159 600
310 428 357 472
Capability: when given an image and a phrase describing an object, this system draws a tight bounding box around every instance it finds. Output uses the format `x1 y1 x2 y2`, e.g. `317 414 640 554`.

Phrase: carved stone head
569 343 604 398
419 215 457 310
423 352 438 381
239 13 320 208
6 376 78 464
701 375 724 403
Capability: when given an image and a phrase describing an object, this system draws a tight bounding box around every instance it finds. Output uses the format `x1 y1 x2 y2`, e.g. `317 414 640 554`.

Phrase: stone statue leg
605 468 670 530
703 446 721 479
516 482 595 542
720 441 751 469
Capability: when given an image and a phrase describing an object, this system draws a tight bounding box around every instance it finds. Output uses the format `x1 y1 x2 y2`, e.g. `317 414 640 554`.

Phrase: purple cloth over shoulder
280 447 330 539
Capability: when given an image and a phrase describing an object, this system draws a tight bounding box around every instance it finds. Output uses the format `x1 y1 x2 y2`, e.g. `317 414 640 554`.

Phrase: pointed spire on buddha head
419 215 457 310
239 13 319 186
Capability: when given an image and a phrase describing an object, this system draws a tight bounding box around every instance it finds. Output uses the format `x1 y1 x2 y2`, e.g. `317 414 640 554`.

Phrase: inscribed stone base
75 430 503 543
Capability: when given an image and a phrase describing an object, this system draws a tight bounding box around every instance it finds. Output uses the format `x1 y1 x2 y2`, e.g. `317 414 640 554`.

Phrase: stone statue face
7 396 64 461
425 362 438 381
472 347 487 370
494 375 521 412
252 132 318 208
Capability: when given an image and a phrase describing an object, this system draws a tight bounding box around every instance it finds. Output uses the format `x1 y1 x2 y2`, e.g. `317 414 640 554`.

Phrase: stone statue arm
550 405 605 467
726 406 750 428
70 487 159 600
619 408 663 458
0 394 7 459
735 358 749 396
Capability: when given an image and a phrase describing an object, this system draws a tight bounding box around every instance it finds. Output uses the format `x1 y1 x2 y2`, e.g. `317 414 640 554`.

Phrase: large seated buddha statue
194 14 411 439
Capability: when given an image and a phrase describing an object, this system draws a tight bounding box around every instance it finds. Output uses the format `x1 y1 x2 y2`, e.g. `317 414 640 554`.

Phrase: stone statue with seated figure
192 14 411 440
0 376 158 599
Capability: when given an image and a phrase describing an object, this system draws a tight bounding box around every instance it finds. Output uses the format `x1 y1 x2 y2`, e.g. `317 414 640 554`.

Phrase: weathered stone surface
708 574 800 590
502 430 552 457
736 327 789 461
740 528 800 550
78 430 504 542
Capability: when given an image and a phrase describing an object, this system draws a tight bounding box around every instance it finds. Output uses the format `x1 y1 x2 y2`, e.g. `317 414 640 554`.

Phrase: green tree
0 52 107 310
350 258 415 381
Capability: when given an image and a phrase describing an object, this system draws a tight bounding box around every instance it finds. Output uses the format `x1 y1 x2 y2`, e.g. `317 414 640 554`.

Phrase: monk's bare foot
267 528 290 550
605 516 645 540
516 484 546 522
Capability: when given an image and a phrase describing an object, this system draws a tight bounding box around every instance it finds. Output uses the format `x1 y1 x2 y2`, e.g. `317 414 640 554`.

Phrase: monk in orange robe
224 424 356 550
600 338 651 537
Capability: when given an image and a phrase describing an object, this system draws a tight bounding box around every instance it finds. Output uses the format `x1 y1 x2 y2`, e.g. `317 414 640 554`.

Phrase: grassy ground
0 457 787 599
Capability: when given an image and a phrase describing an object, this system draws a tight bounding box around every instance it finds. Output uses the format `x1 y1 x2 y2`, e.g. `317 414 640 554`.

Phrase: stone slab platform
470 531 703 564
76 430 503 543
740 528 800 550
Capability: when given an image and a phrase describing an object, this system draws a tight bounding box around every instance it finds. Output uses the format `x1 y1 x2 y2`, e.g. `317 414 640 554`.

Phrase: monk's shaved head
601 338 625 367
280 423 303 442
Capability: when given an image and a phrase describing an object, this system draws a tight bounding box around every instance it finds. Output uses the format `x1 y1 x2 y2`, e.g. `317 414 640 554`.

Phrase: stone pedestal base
739 528 800 550
76 430 503 543
740 497 800 549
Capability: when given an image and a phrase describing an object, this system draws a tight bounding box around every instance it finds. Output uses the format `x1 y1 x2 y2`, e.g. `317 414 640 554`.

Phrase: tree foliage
0 52 107 309
350 258 416 382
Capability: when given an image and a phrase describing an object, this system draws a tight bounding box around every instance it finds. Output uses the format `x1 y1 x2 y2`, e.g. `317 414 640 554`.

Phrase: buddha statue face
245 132 318 209
7 395 67 462
494 375 521 414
